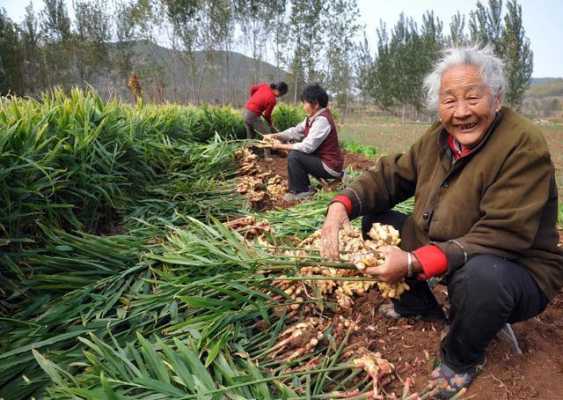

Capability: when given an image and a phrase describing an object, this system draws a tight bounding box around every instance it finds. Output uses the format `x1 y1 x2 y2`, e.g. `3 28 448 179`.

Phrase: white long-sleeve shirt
277 108 341 177
277 108 331 154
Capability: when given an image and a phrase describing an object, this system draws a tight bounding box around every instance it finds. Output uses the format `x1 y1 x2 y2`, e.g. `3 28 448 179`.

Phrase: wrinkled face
438 64 501 147
303 101 319 117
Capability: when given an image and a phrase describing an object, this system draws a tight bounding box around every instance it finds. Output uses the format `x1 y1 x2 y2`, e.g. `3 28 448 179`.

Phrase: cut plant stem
176 364 354 399
272 275 376 282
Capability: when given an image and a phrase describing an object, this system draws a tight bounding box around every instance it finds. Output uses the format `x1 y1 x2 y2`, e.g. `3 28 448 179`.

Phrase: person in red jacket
244 81 288 140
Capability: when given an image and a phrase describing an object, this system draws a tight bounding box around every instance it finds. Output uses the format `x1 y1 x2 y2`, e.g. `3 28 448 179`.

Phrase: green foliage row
341 140 378 158
0 192 415 399
0 89 253 240
0 212 354 399
272 103 307 131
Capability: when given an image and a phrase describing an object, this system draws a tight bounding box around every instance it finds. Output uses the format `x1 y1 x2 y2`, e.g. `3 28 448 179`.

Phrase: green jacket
343 107 563 299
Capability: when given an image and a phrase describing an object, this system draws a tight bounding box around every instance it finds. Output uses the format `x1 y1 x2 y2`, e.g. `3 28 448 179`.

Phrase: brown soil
247 150 563 399
258 150 374 182
255 150 374 209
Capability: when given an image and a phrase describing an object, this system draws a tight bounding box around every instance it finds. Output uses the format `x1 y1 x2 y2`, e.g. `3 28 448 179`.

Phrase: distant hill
527 78 563 98
522 78 563 118
89 40 290 105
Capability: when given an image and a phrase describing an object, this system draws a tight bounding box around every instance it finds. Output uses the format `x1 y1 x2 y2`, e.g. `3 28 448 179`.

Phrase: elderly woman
320 46 563 398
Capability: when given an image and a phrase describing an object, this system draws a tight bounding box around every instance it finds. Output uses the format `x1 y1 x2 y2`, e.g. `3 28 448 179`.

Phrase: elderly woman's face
438 64 501 147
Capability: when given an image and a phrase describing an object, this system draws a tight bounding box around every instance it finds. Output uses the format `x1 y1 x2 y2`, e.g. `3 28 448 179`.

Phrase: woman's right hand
320 202 350 260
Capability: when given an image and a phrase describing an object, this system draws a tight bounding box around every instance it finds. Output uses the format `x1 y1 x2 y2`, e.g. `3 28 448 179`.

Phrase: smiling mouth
456 121 479 131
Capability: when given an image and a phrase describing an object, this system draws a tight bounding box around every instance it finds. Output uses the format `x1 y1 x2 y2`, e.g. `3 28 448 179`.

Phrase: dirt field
258 149 563 400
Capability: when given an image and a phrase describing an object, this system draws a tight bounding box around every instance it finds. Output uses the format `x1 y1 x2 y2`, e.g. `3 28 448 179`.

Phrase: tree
324 0 361 113
205 0 235 103
368 21 396 112
363 11 443 117
41 0 71 42
449 11 467 46
355 33 373 103
468 0 533 109
193 0 234 103
501 0 533 109
233 0 279 82
20 2 44 94
469 0 504 55
74 0 111 84
40 0 73 88
288 0 326 101
271 1 289 73
414 11 444 111
0 8 24 95
162 0 202 102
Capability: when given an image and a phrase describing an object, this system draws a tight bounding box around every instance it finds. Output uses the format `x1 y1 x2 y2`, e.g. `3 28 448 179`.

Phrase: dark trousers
287 150 338 193
244 110 271 139
361 211 549 373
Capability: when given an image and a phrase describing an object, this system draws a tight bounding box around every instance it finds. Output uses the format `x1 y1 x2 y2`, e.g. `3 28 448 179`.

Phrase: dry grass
339 113 563 202
339 114 428 155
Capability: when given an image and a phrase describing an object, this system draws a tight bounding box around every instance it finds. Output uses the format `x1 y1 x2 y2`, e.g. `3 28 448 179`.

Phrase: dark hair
271 81 288 96
300 84 329 108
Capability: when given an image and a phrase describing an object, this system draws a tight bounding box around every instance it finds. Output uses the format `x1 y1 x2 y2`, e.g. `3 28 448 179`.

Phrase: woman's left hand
365 246 409 283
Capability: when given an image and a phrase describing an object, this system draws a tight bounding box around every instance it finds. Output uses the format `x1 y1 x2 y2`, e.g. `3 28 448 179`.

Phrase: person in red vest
244 81 288 140
264 84 344 201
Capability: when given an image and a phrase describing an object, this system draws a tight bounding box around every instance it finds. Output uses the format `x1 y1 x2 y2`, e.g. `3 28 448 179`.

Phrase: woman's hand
365 246 409 283
320 202 350 260
272 142 292 151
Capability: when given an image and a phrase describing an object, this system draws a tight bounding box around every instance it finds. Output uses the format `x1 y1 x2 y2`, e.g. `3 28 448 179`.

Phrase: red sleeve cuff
413 245 448 280
331 195 352 215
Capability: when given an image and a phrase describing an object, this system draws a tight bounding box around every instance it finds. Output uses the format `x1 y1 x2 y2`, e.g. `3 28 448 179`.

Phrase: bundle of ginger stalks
271 222 410 315
255 135 281 148
229 220 414 397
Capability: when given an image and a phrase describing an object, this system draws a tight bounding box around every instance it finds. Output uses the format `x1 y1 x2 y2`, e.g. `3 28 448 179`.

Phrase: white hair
423 45 506 112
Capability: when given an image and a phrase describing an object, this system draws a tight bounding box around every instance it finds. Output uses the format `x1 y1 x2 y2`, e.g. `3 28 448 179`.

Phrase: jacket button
423 212 430 220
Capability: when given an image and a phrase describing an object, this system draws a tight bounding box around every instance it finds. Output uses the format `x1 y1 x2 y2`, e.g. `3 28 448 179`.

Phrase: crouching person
244 81 288 140
319 46 563 399
264 84 344 202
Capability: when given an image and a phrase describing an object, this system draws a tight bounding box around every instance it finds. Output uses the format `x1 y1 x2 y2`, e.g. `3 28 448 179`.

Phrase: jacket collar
306 107 327 124
438 108 505 162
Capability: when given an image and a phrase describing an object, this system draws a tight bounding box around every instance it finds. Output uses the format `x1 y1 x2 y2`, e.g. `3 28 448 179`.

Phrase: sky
2 0 563 78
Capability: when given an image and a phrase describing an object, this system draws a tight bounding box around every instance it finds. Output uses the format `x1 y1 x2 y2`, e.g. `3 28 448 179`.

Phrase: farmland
1 91 562 400
0 90 423 399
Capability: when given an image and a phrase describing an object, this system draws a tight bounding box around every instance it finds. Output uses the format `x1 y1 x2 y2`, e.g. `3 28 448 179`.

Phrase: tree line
357 0 533 117
0 0 533 114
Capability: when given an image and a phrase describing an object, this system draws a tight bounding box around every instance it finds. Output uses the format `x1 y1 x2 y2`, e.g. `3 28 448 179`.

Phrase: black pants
287 150 338 193
362 211 549 373
244 110 271 139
